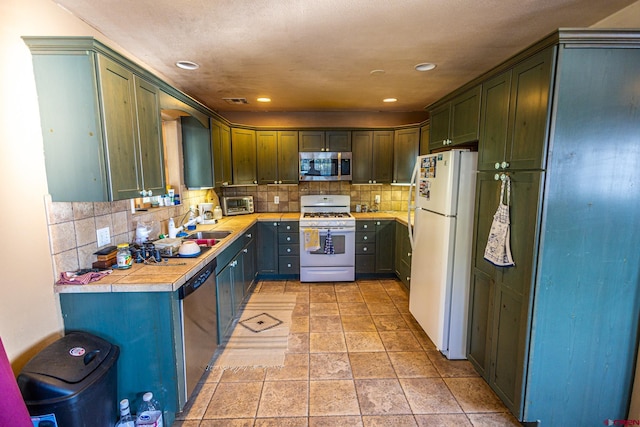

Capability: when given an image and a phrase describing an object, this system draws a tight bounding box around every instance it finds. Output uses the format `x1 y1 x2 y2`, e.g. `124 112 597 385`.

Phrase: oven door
299 227 355 267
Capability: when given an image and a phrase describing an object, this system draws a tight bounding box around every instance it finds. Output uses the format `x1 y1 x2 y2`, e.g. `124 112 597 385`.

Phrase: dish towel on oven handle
484 175 515 267
324 229 335 254
303 228 321 251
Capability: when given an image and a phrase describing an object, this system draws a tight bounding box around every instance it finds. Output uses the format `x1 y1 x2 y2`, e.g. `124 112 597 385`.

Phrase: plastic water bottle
136 392 163 427
115 399 135 427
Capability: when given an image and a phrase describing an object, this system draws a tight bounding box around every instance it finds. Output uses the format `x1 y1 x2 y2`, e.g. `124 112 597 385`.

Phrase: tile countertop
55 211 410 294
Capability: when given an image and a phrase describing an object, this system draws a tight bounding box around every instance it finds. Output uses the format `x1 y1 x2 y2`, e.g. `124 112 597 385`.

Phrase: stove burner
303 212 352 219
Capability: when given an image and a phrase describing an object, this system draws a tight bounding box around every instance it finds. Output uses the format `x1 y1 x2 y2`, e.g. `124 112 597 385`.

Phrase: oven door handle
302 228 355 234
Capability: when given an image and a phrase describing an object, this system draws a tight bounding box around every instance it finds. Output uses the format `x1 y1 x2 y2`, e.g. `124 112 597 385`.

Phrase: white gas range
299 195 356 282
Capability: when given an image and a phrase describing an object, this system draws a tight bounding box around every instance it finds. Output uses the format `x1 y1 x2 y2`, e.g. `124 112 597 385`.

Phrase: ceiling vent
222 98 249 105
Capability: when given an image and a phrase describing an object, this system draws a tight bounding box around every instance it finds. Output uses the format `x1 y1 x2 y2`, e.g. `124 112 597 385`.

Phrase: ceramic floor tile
176 382 217 420
310 291 337 303
310 314 343 332
361 294 393 305
349 352 396 379
399 378 463 414
444 377 507 413
344 331 386 352
362 415 418 427
285 282 310 293
310 302 340 316
257 380 309 417
334 283 361 293
265 353 309 381
426 351 479 378
338 302 370 314
260 282 286 293
290 316 310 333
310 332 347 352
288 332 310 353
204 381 263 419
203 367 224 383
366 302 400 315
379 331 423 352
199 419 255 427
341 315 377 332
355 378 412 415
309 380 361 416
293 303 311 316
414 414 473 426
220 367 267 382
255 417 309 427
309 415 363 427
465 412 521 426
387 352 439 378
372 315 410 331
336 292 365 303
171 421 202 427
310 352 352 379
411 329 437 351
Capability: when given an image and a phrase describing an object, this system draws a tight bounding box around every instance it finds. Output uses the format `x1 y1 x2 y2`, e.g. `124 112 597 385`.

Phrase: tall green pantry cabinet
465 30 640 425
24 37 165 201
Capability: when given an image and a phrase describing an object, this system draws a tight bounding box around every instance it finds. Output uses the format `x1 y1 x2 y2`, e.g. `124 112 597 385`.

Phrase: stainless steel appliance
299 195 355 282
299 152 352 181
407 149 477 359
221 196 254 216
178 258 218 400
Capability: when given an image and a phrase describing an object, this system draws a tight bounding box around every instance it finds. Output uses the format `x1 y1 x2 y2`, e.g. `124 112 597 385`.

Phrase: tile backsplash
45 182 410 278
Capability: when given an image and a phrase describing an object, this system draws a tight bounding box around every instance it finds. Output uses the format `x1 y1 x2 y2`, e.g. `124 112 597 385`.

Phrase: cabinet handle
222 182 229 186
376 221 380 225
287 263 292 268
363 224 368 229
286 225 291 230
494 163 501 170
246 233 252 238
287 248 291 253
243 248 248 253
494 173 508 182
363 236 368 240
363 247 368 252
273 222 278 227
407 276 410 281
501 161 510 169
408 252 411 257
372 180 376 184
253 180 257 184
287 236 291 241
279 180 283 184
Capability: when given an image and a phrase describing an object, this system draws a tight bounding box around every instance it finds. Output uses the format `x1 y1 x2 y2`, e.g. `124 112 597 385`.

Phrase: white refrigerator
407 149 477 359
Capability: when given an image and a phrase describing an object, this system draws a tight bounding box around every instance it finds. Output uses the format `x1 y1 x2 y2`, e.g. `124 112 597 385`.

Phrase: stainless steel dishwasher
178 258 218 400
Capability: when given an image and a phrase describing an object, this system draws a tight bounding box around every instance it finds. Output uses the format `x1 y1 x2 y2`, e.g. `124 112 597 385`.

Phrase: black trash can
17 331 120 427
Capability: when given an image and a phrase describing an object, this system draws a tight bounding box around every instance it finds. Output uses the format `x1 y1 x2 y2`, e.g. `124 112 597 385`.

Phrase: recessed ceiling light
257 97 271 103
415 62 437 71
176 60 199 70
383 98 397 103
370 69 386 75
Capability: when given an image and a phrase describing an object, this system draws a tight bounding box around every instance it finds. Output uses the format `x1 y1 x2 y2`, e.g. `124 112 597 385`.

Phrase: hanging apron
484 175 515 267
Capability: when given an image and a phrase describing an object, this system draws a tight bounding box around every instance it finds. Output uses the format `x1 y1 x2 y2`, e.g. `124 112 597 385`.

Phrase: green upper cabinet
299 130 351 152
211 119 232 187
429 85 481 151
419 124 430 155
477 48 554 172
25 38 166 201
393 127 420 184
231 128 257 185
352 130 394 184
256 130 299 184
181 116 213 189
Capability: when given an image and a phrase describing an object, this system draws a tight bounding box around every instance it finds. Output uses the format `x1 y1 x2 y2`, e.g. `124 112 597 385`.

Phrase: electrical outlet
97 227 111 247
374 194 381 204
274 196 280 204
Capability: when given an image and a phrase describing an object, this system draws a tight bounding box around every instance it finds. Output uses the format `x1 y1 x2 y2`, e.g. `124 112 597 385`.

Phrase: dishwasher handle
178 258 217 299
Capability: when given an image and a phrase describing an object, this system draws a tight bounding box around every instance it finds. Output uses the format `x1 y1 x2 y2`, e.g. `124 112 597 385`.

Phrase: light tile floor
174 279 521 427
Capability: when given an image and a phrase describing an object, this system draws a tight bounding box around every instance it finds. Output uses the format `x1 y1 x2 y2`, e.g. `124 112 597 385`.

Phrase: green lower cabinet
355 220 395 276
394 222 412 289
257 222 279 275
257 221 300 278
59 292 183 425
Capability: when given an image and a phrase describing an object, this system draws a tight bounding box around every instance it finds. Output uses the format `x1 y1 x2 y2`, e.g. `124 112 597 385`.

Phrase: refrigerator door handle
407 158 420 250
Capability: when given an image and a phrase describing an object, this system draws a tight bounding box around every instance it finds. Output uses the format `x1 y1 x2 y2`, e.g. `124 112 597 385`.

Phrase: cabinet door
134 76 165 195
299 131 325 151
393 128 419 183
506 48 554 170
97 55 140 199
212 120 232 187
231 128 257 184
326 131 351 151
216 266 234 340
372 131 394 183
181 115 213 188
419 125 430 155
242 236 257 294
375 220 395 273
256 130 278 184
231 255 245 314
477 71 512 171
352 131 373 183
429 103 451 149
467 271 494 378
450 85 481 145
257 222 279 274
278 131 299 184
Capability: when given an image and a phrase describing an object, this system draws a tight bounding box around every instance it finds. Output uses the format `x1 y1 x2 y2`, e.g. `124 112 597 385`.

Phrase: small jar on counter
116 243 133 269
213 206 222 220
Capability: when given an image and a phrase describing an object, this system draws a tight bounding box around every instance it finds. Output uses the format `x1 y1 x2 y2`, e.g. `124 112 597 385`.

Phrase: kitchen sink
184 230 233 240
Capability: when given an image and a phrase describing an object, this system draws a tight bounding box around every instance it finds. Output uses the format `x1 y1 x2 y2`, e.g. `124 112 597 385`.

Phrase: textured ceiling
55 0 635 114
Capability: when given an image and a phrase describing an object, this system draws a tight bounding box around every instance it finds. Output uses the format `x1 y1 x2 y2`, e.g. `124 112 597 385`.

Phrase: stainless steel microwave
299 152 352 181
221 196 254 216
